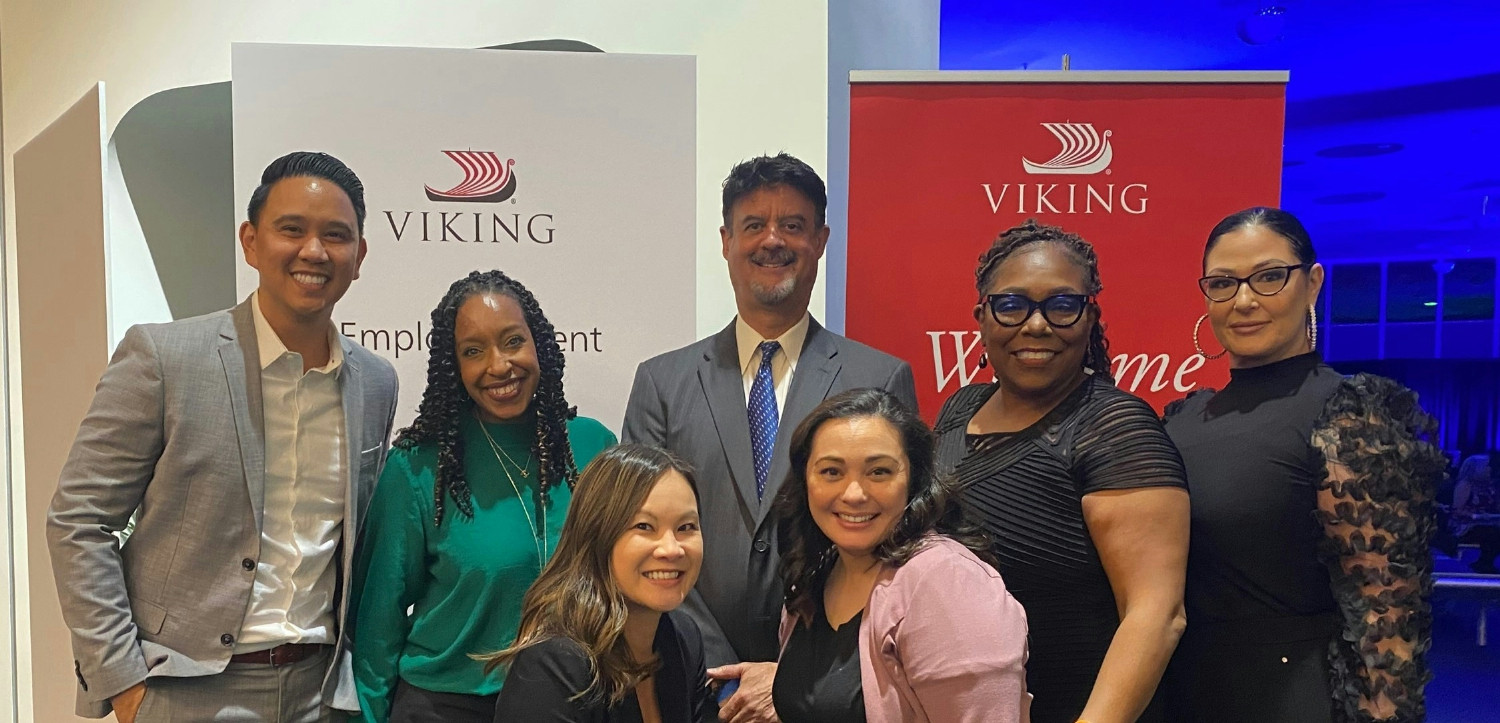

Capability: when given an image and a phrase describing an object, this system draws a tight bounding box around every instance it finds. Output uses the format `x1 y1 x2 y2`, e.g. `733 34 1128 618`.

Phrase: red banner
846 74 1286 417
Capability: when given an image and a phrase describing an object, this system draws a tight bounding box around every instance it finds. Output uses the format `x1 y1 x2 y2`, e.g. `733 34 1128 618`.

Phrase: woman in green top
352 269 617 722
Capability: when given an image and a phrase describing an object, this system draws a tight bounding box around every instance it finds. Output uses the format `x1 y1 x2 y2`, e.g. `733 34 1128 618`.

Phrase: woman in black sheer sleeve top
1162 207 1445 723
934 220 1190 723
485 444 711 723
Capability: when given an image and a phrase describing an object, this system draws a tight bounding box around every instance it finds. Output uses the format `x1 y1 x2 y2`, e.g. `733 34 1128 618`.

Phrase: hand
111 681 147 723
707 661 779 723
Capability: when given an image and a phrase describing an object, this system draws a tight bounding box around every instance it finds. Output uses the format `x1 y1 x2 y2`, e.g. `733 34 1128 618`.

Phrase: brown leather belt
229 643 331 666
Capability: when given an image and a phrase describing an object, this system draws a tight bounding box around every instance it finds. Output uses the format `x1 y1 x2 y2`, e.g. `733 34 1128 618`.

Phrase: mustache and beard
748 247 799 305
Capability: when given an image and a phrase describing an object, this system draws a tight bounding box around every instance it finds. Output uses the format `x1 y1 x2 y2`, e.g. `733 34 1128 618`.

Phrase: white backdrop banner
233 43 697 432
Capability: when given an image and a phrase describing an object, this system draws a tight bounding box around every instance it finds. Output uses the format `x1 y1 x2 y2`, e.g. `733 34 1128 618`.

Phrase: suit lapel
698 323 761 513
757 320 839 526
222 300 267 530
339 338 365 539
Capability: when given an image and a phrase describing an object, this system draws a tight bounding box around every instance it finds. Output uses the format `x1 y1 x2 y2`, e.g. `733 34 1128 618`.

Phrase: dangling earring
1307 305 1318 351
1192 313 1226 360
977 353 989 369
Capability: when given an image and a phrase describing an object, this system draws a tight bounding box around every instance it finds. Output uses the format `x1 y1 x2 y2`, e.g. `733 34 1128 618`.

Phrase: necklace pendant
520 469 529 478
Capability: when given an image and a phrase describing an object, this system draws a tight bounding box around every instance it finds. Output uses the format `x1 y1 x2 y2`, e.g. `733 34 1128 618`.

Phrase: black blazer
494 610 710 722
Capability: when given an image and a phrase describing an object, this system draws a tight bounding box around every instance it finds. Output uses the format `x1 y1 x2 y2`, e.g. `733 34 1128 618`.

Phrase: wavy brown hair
774 388 994 626
479 444 699 705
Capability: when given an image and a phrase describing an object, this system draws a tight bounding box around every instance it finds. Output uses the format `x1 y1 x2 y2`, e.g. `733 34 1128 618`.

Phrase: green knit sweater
351 414 615 722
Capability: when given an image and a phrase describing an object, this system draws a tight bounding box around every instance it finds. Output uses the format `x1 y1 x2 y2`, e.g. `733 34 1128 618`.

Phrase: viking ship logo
424 150 518 202
1022 123 1113 175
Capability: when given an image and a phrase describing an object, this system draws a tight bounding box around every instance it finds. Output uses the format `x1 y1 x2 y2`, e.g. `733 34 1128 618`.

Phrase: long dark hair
974 219 1111 377
395 269 578 525
774 388 993 625
1204 206 1317 270
480 444 699 705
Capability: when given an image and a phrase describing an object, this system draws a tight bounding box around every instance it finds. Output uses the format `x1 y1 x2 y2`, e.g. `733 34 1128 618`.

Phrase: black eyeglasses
982 293 1093 328
1197 264 1310 302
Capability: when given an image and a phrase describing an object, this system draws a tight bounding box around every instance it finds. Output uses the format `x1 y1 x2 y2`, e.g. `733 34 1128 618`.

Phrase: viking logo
424 150 518 202
1022 123 1113 175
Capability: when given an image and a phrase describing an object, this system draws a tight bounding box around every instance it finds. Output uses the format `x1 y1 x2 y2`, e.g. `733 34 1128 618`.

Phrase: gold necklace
480 418 533 477
494 434 532 478
475 412 545 571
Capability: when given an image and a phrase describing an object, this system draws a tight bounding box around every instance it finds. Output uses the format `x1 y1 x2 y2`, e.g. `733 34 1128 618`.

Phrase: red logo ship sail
425 150 518 203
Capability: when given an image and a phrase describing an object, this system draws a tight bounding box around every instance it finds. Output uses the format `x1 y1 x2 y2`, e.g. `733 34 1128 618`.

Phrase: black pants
390 679 497 723
1163 615 1336 723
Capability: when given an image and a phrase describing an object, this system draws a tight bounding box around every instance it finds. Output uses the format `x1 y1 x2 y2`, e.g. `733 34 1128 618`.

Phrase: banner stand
845 70 1288 415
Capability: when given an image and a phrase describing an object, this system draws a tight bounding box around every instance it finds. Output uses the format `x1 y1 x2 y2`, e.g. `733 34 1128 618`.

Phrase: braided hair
973 219 1113 377
395 270 579 526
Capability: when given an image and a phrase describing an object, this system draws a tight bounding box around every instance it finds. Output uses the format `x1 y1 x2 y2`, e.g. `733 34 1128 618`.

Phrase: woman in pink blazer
770 388 1030 723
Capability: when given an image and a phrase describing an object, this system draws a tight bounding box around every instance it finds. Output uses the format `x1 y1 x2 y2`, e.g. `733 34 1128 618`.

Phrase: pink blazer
780 535 1031 722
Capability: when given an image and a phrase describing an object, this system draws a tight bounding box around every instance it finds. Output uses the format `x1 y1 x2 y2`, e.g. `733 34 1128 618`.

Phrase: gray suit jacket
46 298 399 718
621 318 917 666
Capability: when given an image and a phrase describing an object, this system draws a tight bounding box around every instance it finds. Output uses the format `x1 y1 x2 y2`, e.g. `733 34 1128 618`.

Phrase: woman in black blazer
485 444 711 722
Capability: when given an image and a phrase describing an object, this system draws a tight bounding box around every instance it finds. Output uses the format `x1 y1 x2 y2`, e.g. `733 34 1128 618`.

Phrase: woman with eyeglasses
934 220 1190 723
1161 207 1444 723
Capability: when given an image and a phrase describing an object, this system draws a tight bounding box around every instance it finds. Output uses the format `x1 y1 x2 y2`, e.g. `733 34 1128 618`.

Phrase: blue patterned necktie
748 340 781 499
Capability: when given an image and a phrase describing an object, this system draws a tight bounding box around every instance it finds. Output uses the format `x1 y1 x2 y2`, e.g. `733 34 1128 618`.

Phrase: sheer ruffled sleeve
1310 373 1446 723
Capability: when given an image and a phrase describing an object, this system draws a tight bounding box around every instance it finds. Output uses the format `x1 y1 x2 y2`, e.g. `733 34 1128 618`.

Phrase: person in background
488 444 711 722
1450 454 1498 574
622 153 916 722
773 388 1030 723
353 269 615 722
934 220 1189 723
1162 206 1445 722
48 151 398 722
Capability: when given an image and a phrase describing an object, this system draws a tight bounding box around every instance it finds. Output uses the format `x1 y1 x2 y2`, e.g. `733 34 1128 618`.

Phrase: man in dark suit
622 153 917 722
47 152 399 722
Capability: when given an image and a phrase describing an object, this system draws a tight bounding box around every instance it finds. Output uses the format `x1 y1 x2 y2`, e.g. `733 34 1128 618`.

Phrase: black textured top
493 611 710 723
1164 352 1343 625
935 374 1188 723
772 607 866 723
1164 355 1444 722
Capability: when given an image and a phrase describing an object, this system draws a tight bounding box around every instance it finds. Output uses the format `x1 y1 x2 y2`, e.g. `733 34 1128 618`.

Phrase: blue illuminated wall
940 0 1500 363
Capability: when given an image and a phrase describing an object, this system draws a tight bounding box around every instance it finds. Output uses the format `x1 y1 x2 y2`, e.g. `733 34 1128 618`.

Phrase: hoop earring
1307 305 1318 351
1192 313 1226 360
978 353 989 369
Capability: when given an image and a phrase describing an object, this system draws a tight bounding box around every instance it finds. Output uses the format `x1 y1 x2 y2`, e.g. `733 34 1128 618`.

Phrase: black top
1163 352 1342 627
934 374 1187 723
772 605 866 723
493 610 710 723
1160 355 1446 721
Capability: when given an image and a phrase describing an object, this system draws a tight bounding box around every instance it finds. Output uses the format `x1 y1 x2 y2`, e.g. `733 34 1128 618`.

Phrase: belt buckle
269 644 293 667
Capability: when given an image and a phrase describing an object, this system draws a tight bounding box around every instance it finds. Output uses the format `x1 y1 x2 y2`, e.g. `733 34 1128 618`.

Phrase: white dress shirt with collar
236 293 348 651
735 312 811 416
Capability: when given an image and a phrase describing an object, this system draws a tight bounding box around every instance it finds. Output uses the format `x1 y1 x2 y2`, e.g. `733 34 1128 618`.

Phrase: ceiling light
1238 6 1287 45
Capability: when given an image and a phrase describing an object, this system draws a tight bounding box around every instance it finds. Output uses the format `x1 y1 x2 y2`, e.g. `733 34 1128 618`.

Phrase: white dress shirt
237 293 348 651
735 313 811 416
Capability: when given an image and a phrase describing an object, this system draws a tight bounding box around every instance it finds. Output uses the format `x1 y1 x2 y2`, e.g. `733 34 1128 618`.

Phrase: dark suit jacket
494 610 710 722
620 318 917 666
46 298 399 717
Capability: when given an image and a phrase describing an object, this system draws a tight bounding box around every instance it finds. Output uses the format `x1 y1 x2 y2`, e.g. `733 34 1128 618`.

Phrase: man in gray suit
47 151 399 722
622 153 917 722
